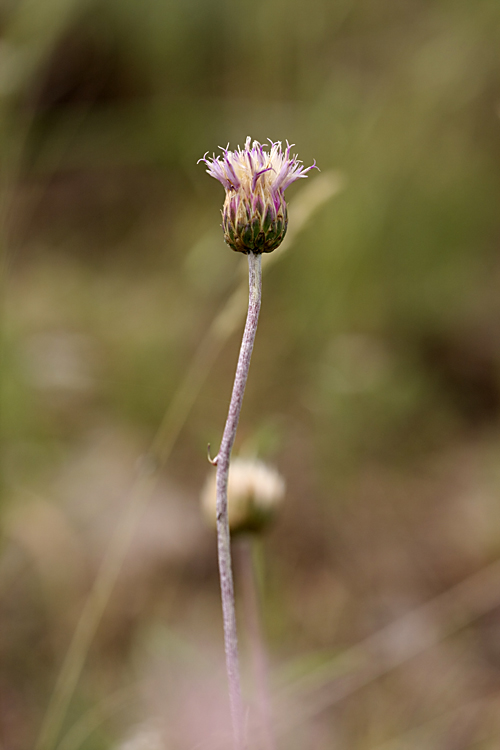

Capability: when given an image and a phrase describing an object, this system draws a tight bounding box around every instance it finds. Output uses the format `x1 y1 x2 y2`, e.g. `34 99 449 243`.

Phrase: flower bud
199 137 317 254
201 458 285 535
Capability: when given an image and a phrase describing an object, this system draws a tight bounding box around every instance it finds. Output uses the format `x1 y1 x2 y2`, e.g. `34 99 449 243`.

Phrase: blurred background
1 0 500 747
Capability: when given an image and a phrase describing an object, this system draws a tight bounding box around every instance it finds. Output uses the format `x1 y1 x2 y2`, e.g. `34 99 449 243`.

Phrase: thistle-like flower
199 137 317 254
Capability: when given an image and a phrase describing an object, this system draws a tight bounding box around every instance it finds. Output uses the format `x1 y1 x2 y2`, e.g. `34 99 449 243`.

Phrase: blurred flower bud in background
201 458 285 534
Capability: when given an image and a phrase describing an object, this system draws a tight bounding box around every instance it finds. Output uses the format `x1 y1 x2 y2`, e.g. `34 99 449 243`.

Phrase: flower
201 457 285 534
198 137 317 254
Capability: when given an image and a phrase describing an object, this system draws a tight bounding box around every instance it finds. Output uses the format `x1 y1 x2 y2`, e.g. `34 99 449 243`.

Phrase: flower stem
215 251 262 750
236 537 276 750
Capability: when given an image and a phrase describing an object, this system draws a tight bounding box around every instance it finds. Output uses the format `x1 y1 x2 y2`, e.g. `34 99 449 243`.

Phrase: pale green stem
236 537 276 750
214 251 262 750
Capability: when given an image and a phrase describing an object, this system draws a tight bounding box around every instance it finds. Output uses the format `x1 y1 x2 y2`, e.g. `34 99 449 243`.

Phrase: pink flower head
198 137 317 254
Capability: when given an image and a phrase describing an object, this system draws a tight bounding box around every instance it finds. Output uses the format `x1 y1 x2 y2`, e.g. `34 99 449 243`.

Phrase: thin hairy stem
214 251 262 750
